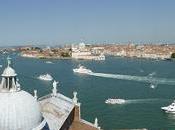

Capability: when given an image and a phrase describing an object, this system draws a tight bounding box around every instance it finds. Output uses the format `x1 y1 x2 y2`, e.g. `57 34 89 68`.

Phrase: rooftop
39 93 75 130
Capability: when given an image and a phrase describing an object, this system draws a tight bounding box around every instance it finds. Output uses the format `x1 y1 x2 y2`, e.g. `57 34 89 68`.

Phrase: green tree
60 52 70 57
171 53 175 58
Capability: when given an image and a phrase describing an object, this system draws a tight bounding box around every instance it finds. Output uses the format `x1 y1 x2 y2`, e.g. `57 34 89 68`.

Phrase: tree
171 53 175 58
60 52 70 57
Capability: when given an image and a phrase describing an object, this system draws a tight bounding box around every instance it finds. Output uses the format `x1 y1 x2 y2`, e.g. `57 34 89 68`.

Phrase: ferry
161 101 175 113
105 98 126 105
73 65 92 74
38 74 53 81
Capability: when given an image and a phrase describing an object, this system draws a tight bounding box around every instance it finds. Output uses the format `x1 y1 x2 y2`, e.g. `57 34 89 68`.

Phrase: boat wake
87 72 175 86
125 98 166 104
105 98 170 105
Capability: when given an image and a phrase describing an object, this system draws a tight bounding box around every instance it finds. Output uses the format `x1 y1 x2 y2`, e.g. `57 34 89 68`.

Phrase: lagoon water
1 54 175 130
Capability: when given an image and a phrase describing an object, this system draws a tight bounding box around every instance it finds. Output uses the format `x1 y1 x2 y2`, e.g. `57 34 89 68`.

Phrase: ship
38 74 53 81
105 98 126 104
161 100 175 113
73 65 92 74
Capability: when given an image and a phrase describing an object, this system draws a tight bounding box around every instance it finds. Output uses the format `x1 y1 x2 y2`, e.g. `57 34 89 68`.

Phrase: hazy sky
0 0 175 46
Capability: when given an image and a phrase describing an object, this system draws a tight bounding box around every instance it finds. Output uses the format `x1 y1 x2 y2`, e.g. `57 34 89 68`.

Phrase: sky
0 0 175 46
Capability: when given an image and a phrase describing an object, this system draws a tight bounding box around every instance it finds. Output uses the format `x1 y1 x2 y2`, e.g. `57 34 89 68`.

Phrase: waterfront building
78 42 86 50
0 58 101 130
94 53 105 61
91 47 104 55
71 43 105 60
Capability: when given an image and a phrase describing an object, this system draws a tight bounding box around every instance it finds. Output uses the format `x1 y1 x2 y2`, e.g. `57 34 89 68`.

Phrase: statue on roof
7 56 11 67
52 80 59 96
73 91 78 104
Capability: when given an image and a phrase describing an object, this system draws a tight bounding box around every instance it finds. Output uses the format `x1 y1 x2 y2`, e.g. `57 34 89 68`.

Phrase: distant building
71 43 105 60
78 42 86 50
0 58 101 130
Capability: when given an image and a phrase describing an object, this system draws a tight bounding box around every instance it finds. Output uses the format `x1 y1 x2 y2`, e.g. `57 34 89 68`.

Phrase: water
88 72 175 85
1 54 175 130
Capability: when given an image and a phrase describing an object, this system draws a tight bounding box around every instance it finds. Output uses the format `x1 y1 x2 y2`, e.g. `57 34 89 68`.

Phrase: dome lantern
0 57 20 92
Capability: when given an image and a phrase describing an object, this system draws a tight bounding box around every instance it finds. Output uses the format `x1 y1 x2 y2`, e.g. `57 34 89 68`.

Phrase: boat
105 98 126 104
46 61 53 64
161 100 175 113
38 74 53 81
150 84 156 89
0 65 2 68
2 51 8 54
148 72 156 78
73 65 92 74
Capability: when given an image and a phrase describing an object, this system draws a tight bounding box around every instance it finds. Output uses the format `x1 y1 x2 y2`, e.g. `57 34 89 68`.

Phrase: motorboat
161 101 175 113
38 74 53 81
46 61 53 64
105 98 126 105
150 84 156 89
73 65 92 74
0 65 2 68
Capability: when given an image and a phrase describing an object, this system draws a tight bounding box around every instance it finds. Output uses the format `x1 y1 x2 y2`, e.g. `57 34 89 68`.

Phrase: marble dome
0 90 43 130
0 58 46 130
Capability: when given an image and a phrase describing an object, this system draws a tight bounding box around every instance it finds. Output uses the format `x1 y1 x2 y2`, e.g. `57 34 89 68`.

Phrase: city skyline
0 0 175 46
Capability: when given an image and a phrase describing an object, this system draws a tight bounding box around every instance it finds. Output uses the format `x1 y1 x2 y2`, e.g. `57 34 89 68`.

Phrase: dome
0 90 42 130
1 66 17 77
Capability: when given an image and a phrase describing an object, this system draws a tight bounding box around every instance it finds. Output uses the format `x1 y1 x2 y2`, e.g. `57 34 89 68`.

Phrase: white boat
161 101 175 113
105 98 126 104
2 51 8 54
0 65 2 68
150 84 155 89
73 65 92 74
46 61 53 64
38 74 53 81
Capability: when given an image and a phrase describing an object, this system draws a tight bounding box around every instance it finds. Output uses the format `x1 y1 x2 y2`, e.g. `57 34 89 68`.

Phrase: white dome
0 90 42 130
1 66 17 77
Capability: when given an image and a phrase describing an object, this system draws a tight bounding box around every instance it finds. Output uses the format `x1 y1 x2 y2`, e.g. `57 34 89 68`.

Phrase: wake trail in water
125 98 169 104
88 72 175 85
